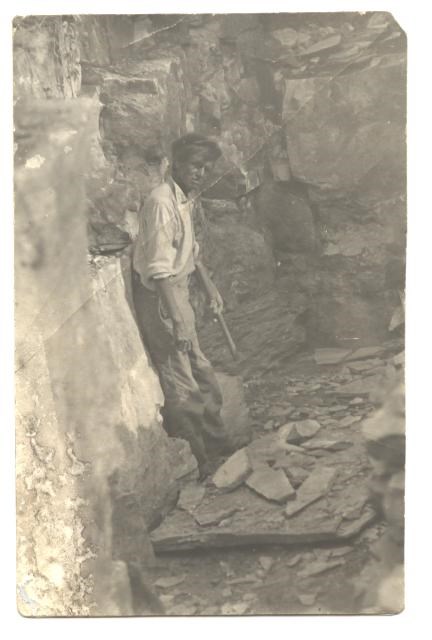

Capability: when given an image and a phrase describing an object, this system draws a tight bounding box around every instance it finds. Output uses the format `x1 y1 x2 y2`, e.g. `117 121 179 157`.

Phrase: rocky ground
144 300 404 616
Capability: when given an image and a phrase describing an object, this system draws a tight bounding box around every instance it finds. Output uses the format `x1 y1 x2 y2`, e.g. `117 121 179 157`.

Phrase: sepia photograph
13 8 407 618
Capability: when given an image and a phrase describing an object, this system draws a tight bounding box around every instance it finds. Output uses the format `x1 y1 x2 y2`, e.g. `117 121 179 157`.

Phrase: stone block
212 448 252 490
246 466 296 503
284 466 310 488
279 419 321 444
285 467 337 517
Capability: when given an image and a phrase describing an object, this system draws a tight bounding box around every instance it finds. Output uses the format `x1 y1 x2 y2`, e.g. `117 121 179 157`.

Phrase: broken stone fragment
284 465 310 488
347 358 383 372
194 506 239 527
339 415 362 428
337 374 384 397
279 419 321 444
345 346 385 362
246 434 289 467
177 484 206 513
302 438 353 452
212 447 252 491
246 466 296 503
300 33 342 56
273 451 315 471
314 348 352 365
285 467 337 518
330 545 353 558
169 438 199 481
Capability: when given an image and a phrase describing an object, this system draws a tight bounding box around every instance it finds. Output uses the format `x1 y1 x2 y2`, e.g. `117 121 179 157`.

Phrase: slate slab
177 484 206 513
336 374 385 397
344 347 385 362
280 419 322 444
302 438 353 452
285 467 337 518
212 448 252 491
314 348 352 365
246 467 296 503
150 477 374 552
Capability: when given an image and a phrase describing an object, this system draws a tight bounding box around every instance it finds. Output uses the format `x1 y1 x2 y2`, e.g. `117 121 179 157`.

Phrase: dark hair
171 133 222 164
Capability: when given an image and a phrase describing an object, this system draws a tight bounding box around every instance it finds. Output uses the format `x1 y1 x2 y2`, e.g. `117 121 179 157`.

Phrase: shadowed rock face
14 99 183 616
69 12 405 346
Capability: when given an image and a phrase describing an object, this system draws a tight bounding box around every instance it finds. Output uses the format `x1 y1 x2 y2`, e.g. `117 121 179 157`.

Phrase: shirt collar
168 176 189 205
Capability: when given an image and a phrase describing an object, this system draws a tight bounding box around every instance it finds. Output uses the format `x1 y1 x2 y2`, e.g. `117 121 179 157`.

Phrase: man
132 133 236 479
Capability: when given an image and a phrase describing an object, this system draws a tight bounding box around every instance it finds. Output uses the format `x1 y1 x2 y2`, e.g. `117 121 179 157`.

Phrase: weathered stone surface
177 484 206 513
151 482 374 552
339 415 362 429
337 374 385 397
283 57 405 192
246 466 296 503
14 99 180 615
168 438 199 481
14 17 81 99
285 467 338 518
279 419 322 444
194 506 240 527
284 466 310 489
97 55 186 155
345 346 386 361
216 373 251 444
302 438 353 452
314 348 352 365
347 358 383 372
212 448 252 490
197 214 276 311
250 182 318 254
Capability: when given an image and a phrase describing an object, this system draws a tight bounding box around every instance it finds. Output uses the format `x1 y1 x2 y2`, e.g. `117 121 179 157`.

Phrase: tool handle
216 312 238 360
195 261 238 360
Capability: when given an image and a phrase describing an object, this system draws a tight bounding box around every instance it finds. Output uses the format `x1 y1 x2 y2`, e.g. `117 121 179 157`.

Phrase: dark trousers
132 270 229 468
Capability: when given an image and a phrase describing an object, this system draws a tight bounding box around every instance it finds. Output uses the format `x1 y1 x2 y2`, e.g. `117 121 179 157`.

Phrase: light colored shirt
133 177 197 290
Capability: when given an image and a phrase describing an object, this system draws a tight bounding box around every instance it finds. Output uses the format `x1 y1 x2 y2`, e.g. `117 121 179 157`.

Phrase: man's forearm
154 277 185 325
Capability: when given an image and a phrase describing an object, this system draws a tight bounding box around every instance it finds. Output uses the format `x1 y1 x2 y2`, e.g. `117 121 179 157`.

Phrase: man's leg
188 340 231 455
132 271 210 473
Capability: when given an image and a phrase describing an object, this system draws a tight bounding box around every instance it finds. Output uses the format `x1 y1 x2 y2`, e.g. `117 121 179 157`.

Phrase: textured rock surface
246 467 296 503
14 99 181 615
13 17 81 99
71 13 406 345
212 448 252 491
357 380 405 613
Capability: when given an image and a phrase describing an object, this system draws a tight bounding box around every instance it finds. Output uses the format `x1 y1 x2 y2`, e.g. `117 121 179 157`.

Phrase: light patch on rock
25 154 45 169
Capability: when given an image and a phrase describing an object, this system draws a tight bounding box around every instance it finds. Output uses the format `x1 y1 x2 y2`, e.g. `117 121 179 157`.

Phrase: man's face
173 151 216 194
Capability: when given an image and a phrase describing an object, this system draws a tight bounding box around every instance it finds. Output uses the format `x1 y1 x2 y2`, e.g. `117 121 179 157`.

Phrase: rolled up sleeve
141 197 177 280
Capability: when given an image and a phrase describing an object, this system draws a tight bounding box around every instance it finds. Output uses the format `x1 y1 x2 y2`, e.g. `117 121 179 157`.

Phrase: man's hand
209 287 224 315
173 320 193 353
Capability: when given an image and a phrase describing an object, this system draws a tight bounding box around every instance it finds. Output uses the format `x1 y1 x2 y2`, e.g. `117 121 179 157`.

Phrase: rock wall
14 97 185 615
79 12 405 347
